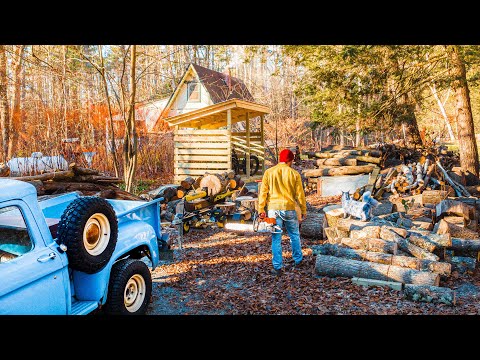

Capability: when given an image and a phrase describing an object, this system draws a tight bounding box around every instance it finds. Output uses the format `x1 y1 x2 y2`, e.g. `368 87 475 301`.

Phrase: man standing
258 148 307 275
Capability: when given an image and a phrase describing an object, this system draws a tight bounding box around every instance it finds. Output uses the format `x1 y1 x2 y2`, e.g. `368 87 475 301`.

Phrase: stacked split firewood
141 170 253 223
4 163 141 200
313 195 480 306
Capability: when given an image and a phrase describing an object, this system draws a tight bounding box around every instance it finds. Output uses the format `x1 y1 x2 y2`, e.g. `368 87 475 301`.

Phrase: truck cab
0 179 169 315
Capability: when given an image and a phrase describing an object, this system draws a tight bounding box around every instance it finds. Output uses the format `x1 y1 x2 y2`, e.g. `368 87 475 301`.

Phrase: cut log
12 170 75 182
315 158 357 166
193 176 204 190
409 231 452 249
180 176 195 190
435 219 479 239
355 155 381 164
352 277 403 291
350 226 381 239
436 199 474 221
314 254 440 286
395 236 440 261
323 204 344 228
41 181 105 193
324 227 338 241
94 188 117 199
303 165 375 177
225 170 236 179
397 216 433 231
338 237 397 254
449 238 480 252
380 226 408 240
69 163 100 176
315 158 357 167
25 180 46 196
176 187 187 199
407 233 437 253
313 243 451 276
200 173 229 196
300 212 325 239
372 201 394 216
443 216 465 227
336 218 382 232
449 256 476 273
403 284 456 306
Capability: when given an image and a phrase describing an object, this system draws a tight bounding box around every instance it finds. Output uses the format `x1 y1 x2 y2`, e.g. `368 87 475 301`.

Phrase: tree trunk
303 165 375 177
314 243 451 276
447 45 479 177
7 45 25 159
0 45 9 162
314 254 440 286
98 45 120 178
403 284 456 306
123 45 138 193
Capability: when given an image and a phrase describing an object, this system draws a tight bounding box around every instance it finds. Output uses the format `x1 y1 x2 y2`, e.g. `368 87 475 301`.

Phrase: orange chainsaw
252 212 282 234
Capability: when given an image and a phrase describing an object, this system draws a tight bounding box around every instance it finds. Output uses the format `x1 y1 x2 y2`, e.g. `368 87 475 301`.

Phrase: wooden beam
227 109 232 171
246 111 250 181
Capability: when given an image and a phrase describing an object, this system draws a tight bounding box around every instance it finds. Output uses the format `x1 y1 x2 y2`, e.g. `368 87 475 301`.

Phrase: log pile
7 163 141 200
302 148 382 193
312 188 480 305
142 170 249 223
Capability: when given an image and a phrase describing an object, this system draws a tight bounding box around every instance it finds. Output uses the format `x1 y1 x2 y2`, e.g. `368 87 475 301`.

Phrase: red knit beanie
279 149 294 163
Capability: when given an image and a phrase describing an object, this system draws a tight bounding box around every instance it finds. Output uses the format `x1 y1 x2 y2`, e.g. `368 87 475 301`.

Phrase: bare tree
7 45 25 158
0 45 9 162
123 45 138 192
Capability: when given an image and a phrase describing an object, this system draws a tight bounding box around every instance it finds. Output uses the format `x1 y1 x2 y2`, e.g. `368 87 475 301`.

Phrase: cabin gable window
187 81 200 102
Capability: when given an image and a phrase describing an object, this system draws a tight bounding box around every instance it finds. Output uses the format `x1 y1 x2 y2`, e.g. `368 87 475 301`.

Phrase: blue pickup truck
0 179 170 315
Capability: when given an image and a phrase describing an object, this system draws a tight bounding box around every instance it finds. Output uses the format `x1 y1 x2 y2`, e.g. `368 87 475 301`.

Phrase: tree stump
323 204 344 228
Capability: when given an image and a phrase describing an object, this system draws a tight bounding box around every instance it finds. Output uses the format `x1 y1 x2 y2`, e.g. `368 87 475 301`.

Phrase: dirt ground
146 193 480 315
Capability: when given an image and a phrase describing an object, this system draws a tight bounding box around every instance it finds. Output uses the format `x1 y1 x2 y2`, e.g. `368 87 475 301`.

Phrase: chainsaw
252 212 283 234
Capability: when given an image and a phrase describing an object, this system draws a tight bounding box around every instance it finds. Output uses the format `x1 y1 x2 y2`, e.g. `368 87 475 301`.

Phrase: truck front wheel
104 259 152 315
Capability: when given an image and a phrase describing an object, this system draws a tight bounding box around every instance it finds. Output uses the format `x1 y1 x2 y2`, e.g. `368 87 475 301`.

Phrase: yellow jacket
258 163 307 215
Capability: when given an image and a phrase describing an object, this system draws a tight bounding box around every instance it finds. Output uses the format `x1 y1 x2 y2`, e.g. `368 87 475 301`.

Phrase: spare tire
57 196 118 274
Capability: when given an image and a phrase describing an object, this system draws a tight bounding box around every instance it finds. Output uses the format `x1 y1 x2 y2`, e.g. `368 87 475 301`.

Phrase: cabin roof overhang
164 99 270 129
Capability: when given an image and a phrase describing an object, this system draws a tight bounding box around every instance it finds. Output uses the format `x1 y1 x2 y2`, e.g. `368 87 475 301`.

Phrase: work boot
290 260 302 270
270 268 283 276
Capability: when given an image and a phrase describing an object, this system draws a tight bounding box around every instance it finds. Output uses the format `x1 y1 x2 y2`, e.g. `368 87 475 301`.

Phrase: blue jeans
267 209 303 270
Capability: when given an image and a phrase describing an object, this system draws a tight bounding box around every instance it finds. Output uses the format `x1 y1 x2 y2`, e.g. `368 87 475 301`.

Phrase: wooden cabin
152 63 270 184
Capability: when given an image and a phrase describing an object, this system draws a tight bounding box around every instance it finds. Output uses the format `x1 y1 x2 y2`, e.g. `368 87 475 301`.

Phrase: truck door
0 202 68 314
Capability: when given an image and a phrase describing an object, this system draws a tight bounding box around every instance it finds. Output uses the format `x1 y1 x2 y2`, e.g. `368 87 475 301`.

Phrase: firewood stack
313 191 480 306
